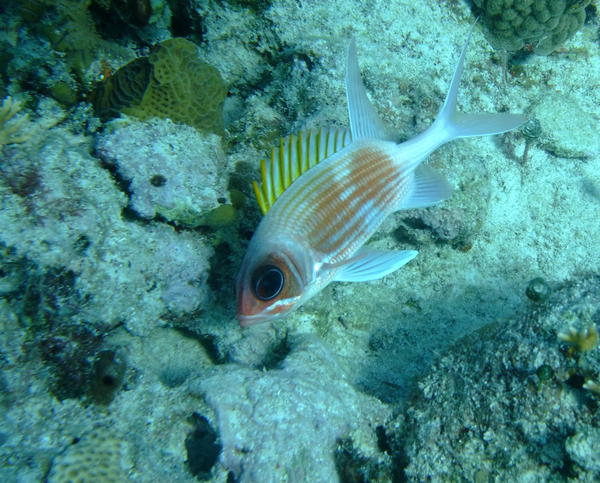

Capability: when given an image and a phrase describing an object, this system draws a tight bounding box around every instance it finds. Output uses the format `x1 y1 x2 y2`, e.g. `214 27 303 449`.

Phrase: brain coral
92 38 227 134
47 427 132 482
471 0 590 54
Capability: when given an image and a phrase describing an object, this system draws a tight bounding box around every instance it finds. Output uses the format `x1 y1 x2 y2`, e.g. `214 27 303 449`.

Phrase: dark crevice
185 412 221 480
172 327 226 365
259 332 291 370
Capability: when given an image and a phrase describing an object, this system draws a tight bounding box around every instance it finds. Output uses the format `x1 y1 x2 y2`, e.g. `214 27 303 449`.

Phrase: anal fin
398 165 453 210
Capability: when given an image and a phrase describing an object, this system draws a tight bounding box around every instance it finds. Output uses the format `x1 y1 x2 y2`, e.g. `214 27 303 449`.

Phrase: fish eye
251 264 285 301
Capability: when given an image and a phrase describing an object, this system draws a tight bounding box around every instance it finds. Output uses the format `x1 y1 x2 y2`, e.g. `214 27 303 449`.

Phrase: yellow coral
91 38 227 134
558 324 598 352
47 426 132 483
0 96 29 147
583 380 600 396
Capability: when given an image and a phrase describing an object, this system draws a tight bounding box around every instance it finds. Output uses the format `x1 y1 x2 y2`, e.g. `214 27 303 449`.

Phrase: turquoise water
1 1 599 481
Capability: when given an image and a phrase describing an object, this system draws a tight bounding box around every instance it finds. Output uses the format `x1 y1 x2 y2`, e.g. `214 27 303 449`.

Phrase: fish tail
429 28 526 144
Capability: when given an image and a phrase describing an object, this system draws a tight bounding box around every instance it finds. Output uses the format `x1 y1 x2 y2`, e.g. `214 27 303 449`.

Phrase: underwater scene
1 0 599 481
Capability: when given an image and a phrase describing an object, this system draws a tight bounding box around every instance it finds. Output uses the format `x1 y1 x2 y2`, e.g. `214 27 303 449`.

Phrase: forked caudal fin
346 28 527 147
428 27 527 144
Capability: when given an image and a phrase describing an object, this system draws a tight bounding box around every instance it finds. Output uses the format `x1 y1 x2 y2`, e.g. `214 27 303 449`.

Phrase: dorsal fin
346 39 394 142
253 128 352 215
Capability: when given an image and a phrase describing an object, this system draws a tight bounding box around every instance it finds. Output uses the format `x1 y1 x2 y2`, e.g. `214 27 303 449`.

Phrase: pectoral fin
334 248 418 282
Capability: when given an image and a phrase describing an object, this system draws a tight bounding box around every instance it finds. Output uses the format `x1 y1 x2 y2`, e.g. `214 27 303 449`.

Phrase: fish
236 33 526 326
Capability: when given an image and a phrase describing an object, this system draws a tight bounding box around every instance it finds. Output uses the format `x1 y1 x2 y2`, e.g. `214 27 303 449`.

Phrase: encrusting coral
96 118 228 227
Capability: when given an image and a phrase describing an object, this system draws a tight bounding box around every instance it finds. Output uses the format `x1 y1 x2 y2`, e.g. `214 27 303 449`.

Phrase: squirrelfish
237 34 526 326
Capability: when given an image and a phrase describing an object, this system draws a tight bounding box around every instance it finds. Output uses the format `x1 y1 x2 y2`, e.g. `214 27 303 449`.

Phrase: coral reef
96 118 228 227
389 274 600 481
14 0 133 83
0 21 79 107
0 0 599 481
17 0 107 78
566 426 600 473
189 334 391 482
92 38 227 134
1 0 174 109
471 0 590 54
0 111 213 334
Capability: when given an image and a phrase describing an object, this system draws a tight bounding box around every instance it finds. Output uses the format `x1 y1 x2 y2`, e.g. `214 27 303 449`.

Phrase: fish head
236 236 318 327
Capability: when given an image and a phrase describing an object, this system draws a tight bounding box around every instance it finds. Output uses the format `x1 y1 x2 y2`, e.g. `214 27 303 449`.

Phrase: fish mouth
237 300 295 327
237 286 302 327
237 312 275 327
236 295 277 327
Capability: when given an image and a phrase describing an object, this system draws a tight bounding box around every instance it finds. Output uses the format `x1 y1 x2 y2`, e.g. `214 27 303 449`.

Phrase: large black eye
251 265 285 301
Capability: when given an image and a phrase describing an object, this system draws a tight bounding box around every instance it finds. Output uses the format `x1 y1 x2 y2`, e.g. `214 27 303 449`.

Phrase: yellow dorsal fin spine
276 137 285 196
285 134 294 187
294 131 302 179
330 129 336 154
259 158 270 209
314 129 321 169
269 147 277 204
270 146 276 202
254 128 352 215
262 153 270 207
304 131 312 172
252 180 268 215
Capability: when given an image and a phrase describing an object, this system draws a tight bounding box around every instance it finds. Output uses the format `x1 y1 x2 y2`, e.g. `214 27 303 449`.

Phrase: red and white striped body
237 138 428 325
266 140 410 265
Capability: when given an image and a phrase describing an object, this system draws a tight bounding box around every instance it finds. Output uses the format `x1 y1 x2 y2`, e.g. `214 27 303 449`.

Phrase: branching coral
583 379 600 395
558 324 598 352
0 96 29 148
